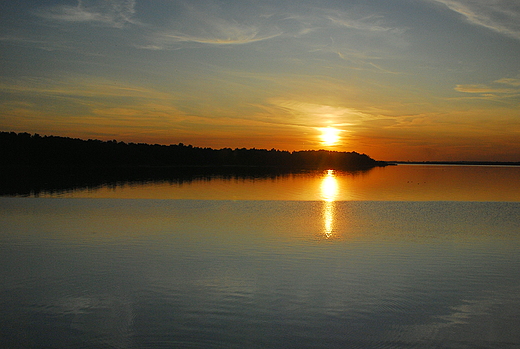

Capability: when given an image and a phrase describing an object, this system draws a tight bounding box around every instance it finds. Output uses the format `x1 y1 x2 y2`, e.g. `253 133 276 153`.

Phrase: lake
1 165 519 348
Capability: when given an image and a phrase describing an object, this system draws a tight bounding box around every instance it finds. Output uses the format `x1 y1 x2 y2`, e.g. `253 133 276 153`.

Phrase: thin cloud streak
495 77 520 86
431 0 520 40
34 0 138 28
328 14 400 33
142 4 408 51
140 2 285 49
156 31 281 46
0 76 178 101
454 76 520 101
455 85 518 95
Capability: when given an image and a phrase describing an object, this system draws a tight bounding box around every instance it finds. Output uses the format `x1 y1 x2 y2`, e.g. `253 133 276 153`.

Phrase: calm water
27 164 520 201
1 165 520 348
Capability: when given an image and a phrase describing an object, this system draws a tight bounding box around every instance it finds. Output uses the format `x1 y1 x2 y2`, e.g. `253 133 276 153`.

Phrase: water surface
26 164 520 201
1 165 519 348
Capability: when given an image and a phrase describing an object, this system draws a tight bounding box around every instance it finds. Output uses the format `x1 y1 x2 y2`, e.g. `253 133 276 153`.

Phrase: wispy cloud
35 0 138 28
266 98 372 129
1 35 43 44
454 84 518 94
327 13 401 34
454 76 520 100
494 77 520 86
157 28 280 46
305 8 409 65
140 3 283 49
431 0 520 40
141 2 407 52
0 76 176 101
0 34 106 55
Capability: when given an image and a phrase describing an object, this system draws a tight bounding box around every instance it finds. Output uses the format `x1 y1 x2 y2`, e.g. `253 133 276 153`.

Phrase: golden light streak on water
320 170 339 239
321 170 338 202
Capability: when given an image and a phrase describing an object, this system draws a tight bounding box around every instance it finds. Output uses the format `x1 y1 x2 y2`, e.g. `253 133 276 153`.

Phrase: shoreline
389 161 520 166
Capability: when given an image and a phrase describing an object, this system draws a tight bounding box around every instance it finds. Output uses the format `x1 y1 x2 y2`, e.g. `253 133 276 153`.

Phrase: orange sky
1 0 519 161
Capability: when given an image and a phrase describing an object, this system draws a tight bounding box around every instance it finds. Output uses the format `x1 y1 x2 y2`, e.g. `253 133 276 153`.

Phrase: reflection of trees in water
0 166 302 197
0 132 385 196
1 166 374 197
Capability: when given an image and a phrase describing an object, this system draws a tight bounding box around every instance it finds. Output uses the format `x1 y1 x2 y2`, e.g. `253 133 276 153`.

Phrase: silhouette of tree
0 131 386 169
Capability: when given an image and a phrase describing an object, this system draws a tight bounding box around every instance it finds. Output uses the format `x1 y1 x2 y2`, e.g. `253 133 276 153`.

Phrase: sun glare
321 169 338 202
321 170 338 239
320 127 341 147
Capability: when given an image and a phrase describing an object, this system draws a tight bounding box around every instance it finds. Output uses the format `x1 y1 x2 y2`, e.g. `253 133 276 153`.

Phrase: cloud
0 76 177 101
302 8 409 62
431 0 520 40
451 75 520 101
266 98 372 129
454 84 518 94
494 77 520 86
35 0 138 28
142 2 407 51
452 75 520 103
157 28 280 46
327 13 401 34
0 34 107 54
0 76 195 138
0 35 45 45
141 3 283 49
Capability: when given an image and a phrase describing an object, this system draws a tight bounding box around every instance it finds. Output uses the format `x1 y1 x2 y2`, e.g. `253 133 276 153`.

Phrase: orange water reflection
31 165 520 202
320 170 339 240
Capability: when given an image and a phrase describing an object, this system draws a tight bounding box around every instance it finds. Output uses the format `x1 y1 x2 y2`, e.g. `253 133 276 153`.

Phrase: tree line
0 131 386 170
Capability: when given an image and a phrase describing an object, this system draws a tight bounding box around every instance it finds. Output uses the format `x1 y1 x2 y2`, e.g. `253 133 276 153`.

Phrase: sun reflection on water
320 170 339 239
321 170 338 202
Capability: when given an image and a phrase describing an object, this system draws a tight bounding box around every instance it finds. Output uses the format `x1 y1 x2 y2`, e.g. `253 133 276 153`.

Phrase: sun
320 127 341 147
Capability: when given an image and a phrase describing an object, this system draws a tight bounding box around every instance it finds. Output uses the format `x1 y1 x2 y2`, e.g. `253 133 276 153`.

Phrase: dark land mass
1 131 387 196
391 161 520 166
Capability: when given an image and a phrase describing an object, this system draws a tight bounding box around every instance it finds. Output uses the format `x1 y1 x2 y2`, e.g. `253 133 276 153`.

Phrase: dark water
1 166 520 348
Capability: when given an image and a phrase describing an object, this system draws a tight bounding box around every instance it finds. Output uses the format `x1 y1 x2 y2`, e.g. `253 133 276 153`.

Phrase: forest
0 132 389 196
0 132 387 170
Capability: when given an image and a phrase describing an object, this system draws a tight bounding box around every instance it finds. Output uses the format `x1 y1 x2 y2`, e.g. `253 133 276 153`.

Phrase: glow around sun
320 127 341 147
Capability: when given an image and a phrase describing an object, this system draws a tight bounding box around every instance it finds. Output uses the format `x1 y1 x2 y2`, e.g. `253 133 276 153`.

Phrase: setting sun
2 0 520 161
320 127 341 147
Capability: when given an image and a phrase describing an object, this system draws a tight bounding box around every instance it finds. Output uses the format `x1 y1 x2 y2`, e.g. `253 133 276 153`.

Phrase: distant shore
389 161 520 166
1 131 389 196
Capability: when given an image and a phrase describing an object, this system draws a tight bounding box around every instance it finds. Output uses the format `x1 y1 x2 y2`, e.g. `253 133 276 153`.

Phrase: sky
1 0 519 161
